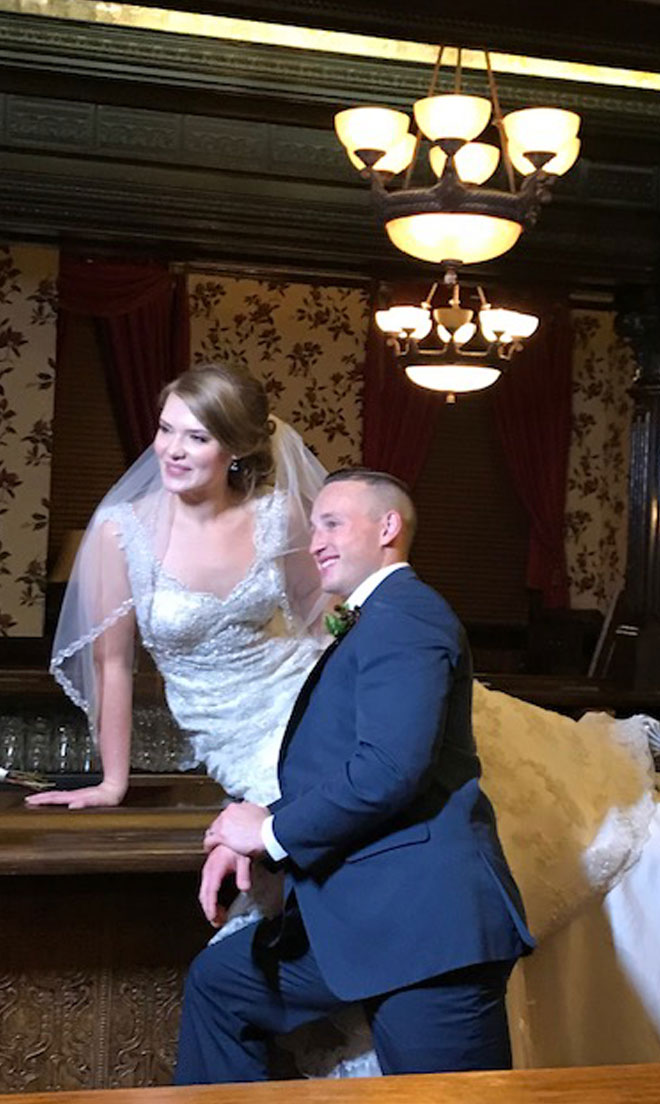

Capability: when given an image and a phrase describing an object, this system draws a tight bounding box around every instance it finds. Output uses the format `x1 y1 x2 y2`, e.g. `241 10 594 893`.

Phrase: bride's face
154 393 232 500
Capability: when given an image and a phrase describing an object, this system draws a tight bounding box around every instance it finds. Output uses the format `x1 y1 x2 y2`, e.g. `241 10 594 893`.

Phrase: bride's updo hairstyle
159 362 275 498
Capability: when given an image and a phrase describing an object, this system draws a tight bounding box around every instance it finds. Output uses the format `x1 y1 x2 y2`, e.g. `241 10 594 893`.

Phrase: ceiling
0 0 659 293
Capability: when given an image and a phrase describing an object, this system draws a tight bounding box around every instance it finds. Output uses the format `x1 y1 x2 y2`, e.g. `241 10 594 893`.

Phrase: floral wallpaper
188 276 369 469
565 310 635 612
0 245 58 636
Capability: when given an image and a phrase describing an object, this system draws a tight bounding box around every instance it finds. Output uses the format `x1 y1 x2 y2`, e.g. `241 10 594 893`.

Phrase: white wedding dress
109 490 660 1073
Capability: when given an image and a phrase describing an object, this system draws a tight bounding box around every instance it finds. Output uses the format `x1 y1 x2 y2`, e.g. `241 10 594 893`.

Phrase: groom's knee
185 942 234 1002
184 926 262 1009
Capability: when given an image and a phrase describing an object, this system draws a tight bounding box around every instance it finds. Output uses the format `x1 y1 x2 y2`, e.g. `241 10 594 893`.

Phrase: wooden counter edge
1 1063 659 1104
0 806 213 875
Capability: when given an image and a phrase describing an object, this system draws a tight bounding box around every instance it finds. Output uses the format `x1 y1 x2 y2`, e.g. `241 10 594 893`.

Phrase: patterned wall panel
188 275 369 470
0 871 205 1093
565 310 635 612
0 244 57 636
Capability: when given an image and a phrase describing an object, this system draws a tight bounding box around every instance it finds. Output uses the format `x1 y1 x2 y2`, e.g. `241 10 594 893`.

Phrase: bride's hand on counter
25 778 128 809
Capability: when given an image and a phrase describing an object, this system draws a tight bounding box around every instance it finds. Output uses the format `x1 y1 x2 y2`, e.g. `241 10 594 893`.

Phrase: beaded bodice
108 491 323 802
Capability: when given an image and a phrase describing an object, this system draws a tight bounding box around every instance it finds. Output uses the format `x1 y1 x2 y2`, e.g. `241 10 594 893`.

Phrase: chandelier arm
403 44 444 191
427 44 446 99
501 340 523 359
385 335 404 357
423 282 439 308
485 50 516 195
402 131 424 192
400 343 502 365
455 47 462 94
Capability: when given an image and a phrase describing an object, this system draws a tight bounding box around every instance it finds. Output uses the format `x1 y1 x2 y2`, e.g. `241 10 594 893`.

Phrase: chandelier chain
454 47 462 94
485 50 516 194
403 43 444 190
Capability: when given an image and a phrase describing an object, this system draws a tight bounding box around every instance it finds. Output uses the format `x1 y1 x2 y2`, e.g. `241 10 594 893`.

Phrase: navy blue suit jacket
270 567 534 1001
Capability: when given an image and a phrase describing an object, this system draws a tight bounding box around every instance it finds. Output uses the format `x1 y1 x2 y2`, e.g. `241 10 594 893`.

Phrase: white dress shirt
261 562 409 862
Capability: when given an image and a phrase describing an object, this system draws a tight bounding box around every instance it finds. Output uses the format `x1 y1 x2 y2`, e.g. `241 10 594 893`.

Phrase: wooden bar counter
0 776 224 1094
1 1064 660 1104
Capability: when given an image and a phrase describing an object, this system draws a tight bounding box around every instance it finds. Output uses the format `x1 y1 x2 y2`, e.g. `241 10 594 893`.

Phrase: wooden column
611 286 660 686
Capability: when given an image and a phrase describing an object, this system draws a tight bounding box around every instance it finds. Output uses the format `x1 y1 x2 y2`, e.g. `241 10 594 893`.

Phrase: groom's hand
204 801 268 857
199 843 252 927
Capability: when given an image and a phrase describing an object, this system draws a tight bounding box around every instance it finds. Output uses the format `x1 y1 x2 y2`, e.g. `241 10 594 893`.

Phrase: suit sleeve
272 599 462 871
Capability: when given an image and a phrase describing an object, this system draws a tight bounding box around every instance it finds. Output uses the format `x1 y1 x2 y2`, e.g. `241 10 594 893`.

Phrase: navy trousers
175 920 515 1083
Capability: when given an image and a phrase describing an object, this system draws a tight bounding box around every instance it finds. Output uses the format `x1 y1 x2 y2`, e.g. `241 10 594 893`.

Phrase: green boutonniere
324 603 360 639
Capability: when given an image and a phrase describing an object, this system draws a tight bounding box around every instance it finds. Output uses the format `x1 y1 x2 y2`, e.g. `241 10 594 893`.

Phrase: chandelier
334 48 581 267
375 271 539 401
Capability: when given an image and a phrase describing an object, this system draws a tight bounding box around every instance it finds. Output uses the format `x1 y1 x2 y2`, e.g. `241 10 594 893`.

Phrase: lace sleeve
50 509 136 730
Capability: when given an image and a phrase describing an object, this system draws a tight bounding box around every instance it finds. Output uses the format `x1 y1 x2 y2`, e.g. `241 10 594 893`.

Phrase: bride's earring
229 457 241 474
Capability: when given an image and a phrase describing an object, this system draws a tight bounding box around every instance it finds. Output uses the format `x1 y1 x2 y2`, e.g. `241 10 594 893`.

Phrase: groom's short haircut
324 467 417 549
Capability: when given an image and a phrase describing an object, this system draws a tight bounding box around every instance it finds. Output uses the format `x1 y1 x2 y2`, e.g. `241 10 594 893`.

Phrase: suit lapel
278 637 340 764
278 569 416 767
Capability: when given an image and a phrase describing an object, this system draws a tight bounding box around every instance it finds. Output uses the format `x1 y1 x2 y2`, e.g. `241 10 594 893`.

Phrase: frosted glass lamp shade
456 142 500 184
503 108 580 160
444 321 477 346
508 137 580 177
335 107 410 165
385 212 522 265
480 308 539 343
429 146 448 178
405 362 501 392
429 142 500 184
375 305 432 340
347 132 416 174
413 94 491 142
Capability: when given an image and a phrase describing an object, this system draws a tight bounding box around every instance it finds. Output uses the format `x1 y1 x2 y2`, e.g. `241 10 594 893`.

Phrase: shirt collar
346 562 409 610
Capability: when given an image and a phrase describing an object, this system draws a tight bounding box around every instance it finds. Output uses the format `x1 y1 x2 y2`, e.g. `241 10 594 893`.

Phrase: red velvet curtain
493 299 574 608
362 282 441 488
58 256 190 461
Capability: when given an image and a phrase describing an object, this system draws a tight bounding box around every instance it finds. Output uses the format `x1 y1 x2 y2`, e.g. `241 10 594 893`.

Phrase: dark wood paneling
48 314 125 567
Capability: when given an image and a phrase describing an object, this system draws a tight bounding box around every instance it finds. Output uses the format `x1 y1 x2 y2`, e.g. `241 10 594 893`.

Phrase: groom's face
310 481 388 597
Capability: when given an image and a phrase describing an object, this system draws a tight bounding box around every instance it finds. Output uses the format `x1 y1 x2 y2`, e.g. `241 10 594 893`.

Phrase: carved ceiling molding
0 13 659 133
0 92 658 214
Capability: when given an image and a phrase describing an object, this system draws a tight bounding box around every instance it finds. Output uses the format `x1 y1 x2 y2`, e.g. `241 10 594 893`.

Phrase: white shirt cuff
261 815 288 862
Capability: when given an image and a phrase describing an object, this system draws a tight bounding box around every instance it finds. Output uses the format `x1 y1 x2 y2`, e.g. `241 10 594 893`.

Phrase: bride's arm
26 620 136 808
89 607 136 805
27 522 137 809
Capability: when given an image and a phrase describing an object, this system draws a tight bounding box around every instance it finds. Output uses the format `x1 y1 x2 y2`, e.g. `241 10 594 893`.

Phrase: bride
28 362 327 812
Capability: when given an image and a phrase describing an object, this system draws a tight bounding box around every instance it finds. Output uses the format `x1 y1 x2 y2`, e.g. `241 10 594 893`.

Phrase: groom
176 468 534 1082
